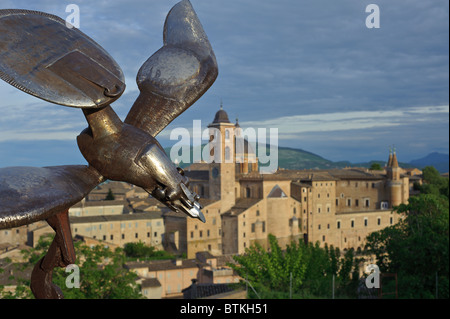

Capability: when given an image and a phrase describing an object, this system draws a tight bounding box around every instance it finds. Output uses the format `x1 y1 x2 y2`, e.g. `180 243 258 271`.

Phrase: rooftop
212 106 231 124
70 211 163 224
125 259 199 271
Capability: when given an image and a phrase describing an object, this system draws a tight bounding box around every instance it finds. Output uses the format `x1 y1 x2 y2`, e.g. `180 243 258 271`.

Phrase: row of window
74 231 158 241
190 229 221 239
341 181 378 188
335 216 393 229
337 198 371 208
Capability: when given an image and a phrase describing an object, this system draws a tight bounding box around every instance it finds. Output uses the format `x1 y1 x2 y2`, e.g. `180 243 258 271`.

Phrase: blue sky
0 0 448 168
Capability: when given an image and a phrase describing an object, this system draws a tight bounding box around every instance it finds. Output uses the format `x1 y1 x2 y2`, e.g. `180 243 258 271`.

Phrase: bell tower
207 104 236 211
386 147 403 207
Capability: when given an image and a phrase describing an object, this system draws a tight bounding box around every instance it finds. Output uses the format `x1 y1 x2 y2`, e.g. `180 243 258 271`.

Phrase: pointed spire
387 146 393 167
391 145 399 168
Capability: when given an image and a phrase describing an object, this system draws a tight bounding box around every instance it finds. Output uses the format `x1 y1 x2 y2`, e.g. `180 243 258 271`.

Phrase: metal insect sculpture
0 0 217 298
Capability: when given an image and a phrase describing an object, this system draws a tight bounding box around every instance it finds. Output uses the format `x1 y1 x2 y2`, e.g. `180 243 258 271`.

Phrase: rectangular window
355 199 359 207
337 221 341 229
364 219 368 227
351 220 355 228
365 199 370 207
377 218 381 225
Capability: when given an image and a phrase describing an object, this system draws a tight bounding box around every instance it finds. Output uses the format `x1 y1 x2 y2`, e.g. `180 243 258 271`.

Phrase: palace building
163 106 410 258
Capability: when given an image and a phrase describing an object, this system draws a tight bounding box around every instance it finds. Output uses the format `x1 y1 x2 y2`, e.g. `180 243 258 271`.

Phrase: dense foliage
414 166 449 199
1 236 143 299
229 234 361 298
123 241 174 260
365 193 449 298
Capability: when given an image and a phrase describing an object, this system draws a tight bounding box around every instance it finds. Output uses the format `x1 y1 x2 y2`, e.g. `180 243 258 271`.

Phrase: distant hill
164 144 449 173
409 152 449 173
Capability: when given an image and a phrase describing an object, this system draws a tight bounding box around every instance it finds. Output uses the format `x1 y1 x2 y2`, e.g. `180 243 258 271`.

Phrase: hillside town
0 107 433 299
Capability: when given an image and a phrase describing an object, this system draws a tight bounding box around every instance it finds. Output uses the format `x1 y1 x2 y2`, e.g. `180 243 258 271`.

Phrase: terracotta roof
70 211 163 224
71 199 127 208
141 278 162 288
125 259 199 271
222 198 261 216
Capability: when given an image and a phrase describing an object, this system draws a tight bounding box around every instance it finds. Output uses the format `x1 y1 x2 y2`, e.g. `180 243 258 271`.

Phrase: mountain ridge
164 144 449 173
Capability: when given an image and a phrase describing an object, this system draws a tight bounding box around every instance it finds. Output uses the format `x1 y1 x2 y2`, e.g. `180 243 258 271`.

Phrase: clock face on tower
212 167 219 179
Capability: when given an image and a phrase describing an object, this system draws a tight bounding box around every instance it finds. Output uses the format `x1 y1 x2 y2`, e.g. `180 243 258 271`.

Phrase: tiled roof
125 259 199 271
70 211 163 224
141 278 162 288
222 198 261 216
182 280 235 299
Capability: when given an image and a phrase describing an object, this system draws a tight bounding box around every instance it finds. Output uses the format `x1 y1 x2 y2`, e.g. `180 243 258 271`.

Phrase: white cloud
240 105 449 136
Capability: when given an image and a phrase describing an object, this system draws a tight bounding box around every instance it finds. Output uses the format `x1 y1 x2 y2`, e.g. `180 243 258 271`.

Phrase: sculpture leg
30 210 76 299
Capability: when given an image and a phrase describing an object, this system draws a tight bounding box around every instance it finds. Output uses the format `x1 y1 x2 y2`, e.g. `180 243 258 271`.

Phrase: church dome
212 107 231 124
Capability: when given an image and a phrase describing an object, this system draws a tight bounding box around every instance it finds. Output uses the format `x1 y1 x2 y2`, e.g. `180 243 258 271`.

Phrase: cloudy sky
0 0 448 168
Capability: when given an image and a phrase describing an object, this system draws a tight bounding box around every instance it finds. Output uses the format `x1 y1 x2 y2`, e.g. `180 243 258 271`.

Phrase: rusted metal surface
0 0 217 298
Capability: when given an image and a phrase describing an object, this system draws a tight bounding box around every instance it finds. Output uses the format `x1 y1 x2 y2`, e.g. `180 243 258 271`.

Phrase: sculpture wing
0 166 104 229
0 9 125 108
124 0 218 137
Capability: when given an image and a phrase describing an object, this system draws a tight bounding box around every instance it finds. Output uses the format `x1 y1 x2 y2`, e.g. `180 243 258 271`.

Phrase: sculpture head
135 143 206 222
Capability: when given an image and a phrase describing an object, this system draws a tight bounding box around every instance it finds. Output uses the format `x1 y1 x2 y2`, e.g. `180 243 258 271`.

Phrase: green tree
1 235 143 299
369 162 382 171
417 166 449 199
105 188 115 200
229 235 360 298
123 241 174 260
365 194 449 298
230 235 307 298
